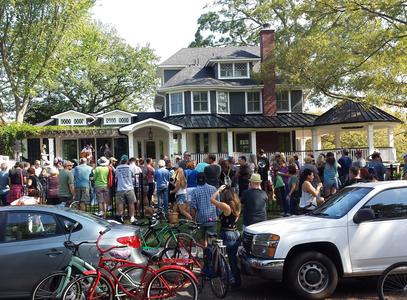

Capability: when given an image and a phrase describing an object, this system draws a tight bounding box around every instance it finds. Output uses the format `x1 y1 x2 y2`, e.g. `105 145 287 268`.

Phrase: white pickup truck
239 181 407 299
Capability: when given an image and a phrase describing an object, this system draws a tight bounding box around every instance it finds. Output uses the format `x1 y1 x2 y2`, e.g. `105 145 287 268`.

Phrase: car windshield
58 207 111 227
310 187 373 219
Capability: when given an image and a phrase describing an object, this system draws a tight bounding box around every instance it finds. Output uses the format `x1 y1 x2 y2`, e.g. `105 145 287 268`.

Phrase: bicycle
32 222 95 300
61 227 199 300
377 261 407 300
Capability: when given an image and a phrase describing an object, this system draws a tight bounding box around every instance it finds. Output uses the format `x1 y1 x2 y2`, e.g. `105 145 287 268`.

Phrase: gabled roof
96 110 137 117
51 110 95 119
314 100 402 126
161 46 260 67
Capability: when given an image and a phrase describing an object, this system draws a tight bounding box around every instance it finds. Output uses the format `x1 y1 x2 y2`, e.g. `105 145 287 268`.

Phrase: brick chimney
260 24 276 116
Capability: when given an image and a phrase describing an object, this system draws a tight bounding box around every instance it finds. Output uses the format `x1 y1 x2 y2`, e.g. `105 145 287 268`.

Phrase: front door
146 141 156 159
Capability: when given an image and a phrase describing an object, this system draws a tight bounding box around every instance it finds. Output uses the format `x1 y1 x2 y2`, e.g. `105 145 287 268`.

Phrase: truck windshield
310 187 372 219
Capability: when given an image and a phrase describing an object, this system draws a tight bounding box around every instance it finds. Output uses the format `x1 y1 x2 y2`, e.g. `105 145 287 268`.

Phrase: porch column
168 131 173 158
367 124 374 156
128 133 134 157
141 140 145 158
334 131 341 149
209 133 217 153
311 128 321 156
387 127 396 161
296 138 306 152
227 130 233 156
181 132 187 154
48 138 55 163
250 131 257 155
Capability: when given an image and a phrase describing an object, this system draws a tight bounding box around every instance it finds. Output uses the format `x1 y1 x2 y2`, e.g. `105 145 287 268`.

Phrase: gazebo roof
314 100 402 126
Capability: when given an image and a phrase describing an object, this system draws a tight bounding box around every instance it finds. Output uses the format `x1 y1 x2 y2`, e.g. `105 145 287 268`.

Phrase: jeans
157 186 168 213
0 192 8 206
289 194 298 215
220 230 241 287
276 186 289 214
147 182 155 206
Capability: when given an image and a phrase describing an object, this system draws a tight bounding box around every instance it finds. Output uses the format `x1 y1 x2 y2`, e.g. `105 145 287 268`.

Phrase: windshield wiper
311 212 330 217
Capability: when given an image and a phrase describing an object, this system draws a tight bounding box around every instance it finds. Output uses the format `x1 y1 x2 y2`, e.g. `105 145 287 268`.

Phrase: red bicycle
61 228 199 300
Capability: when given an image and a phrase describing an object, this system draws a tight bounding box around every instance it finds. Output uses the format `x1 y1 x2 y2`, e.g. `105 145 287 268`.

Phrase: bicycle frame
141 223 180 250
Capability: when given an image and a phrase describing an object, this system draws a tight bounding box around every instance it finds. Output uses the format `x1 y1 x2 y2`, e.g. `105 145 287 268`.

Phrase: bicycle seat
110 249 131 260
64 240 78 250
142 248 162 262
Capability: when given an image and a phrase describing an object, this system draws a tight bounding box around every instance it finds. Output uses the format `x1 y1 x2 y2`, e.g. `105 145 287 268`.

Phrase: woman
316 153 326 183
166 160 177 209
170 168 192 220
7 162 26 204
323 152 340 197
286 165 299 215
299 169 324 212
26 167 40 197
272 163 288 216
210 185 241 289
46 167 60 205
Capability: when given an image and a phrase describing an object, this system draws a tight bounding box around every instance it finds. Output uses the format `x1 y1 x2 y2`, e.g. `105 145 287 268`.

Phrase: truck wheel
286 251 338 299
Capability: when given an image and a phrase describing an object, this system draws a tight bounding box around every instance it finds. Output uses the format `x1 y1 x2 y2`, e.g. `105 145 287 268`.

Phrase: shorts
199 222 216 240
116 189 136 205
75 187 90 204
323 178 339 189
176 193 187 204
96 187 110 204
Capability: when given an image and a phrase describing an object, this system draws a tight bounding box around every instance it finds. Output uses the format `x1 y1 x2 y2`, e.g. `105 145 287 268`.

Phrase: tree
0 0 94 123
43 21 158 117
191 0 407 108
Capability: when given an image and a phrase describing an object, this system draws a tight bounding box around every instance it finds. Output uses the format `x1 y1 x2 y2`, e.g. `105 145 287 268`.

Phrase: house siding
291 90 303 113
164 70 180 83
230 92 246 114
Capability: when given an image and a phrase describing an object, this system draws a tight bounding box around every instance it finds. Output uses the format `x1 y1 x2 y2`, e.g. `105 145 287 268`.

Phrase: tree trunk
16 109 25 123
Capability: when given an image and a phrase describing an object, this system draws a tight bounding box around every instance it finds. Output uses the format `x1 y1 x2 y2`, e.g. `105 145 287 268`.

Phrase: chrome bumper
239 248 284 281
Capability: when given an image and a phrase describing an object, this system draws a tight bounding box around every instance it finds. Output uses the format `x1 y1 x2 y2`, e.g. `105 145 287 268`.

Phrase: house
26 27 401 164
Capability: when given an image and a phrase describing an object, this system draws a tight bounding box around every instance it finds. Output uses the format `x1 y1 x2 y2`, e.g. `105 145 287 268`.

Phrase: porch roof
314 100 402 126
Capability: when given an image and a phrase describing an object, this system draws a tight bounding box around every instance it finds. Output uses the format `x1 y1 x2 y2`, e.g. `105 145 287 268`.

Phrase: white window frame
191 91 211 114
59 118 72 125
245 91 263 114
276 90 292 113
218 62 250 79
216 91 230 114
169 92 185 116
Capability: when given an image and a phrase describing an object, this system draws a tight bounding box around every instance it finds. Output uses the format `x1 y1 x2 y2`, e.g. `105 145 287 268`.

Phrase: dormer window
60 118 72 125
276 91 291 112
169 92 184 115
218 62 249 79
192 91 210 113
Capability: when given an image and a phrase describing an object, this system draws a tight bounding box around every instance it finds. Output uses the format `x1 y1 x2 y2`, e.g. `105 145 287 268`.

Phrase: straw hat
249 173 262 183
97 156 109 166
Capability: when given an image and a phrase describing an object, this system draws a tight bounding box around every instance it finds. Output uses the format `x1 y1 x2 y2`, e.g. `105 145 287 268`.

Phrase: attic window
118 117 130 124
60 118 72 125
105 117 117 124
74 118 85 125
219 62 249 79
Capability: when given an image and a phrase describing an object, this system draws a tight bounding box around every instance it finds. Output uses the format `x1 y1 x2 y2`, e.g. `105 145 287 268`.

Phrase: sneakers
94 211 104 218
130 216 138 225
116 215 124 224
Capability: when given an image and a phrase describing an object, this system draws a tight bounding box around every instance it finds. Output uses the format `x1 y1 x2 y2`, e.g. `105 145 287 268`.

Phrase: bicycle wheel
32 271 71 300
62 274 113 300
378 262 407 300
164 232 198 259
146 269 198 300
115 266 145 300
143 230 161 248
210 253 230 299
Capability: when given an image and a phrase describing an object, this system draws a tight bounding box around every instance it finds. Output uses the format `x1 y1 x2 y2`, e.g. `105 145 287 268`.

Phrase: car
0 205 145 299
239 181 407 299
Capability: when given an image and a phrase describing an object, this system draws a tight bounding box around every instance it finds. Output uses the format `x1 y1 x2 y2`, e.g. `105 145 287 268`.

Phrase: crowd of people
0 148 406 290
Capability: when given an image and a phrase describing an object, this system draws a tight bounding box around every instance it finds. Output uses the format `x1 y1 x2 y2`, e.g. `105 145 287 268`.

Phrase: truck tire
286 251 338 299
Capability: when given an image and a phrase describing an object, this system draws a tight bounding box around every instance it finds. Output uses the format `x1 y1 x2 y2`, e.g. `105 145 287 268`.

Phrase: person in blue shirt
73 158 92 211
338 149 352 187
0 163 10 206
154 160 170 214
115 155 137 224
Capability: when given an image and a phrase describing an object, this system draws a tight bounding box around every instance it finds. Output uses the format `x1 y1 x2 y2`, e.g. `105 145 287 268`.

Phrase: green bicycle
31 223 95 300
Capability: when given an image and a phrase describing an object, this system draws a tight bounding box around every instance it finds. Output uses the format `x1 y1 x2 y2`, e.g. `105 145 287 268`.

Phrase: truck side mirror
353 208 376 224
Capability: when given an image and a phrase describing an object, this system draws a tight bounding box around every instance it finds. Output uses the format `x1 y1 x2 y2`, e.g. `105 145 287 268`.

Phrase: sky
91 0 210 63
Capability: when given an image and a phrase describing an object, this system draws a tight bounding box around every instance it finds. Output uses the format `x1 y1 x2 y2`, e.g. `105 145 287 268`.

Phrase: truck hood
245 215 342 235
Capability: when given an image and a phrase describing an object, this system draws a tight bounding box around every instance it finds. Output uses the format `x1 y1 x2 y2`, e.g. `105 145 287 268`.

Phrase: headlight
251 234 280 258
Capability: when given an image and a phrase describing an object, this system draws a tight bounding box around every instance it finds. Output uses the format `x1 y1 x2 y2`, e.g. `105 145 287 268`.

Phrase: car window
362 187 407 220
57 215 83 234
311 187 372 218
4 212 60 242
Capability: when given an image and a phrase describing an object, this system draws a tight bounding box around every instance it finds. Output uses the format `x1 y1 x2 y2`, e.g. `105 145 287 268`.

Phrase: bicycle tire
115 266 145 300
210 253 230 299
143 229 162 248
164 232 198 259
146 268 198 300
378 261 407 300
62 273 113 300
32 271 72 300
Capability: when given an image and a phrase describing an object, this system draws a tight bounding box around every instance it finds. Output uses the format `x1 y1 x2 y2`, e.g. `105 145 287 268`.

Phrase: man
352 150 366 168
33 160 42 177
240 173 268 229
403 153 407 180
293 154 301 170
195 157 209 173
93 156 110 217
344 166 362 187
115 155 137 224
178 151 191 170
129 157 142 214
154 159 170 213
257 149 270 191
73 157 92 211
300 156 321 185
204 154 221 188
367 152 387 181
0 163 9 206
237 156 251 197
58 160 75 207
145 158 155 206
338 149 353 187
190 173 218 247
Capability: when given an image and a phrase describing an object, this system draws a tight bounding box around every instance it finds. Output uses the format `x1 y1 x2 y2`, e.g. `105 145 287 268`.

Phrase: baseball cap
120 154 129 162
